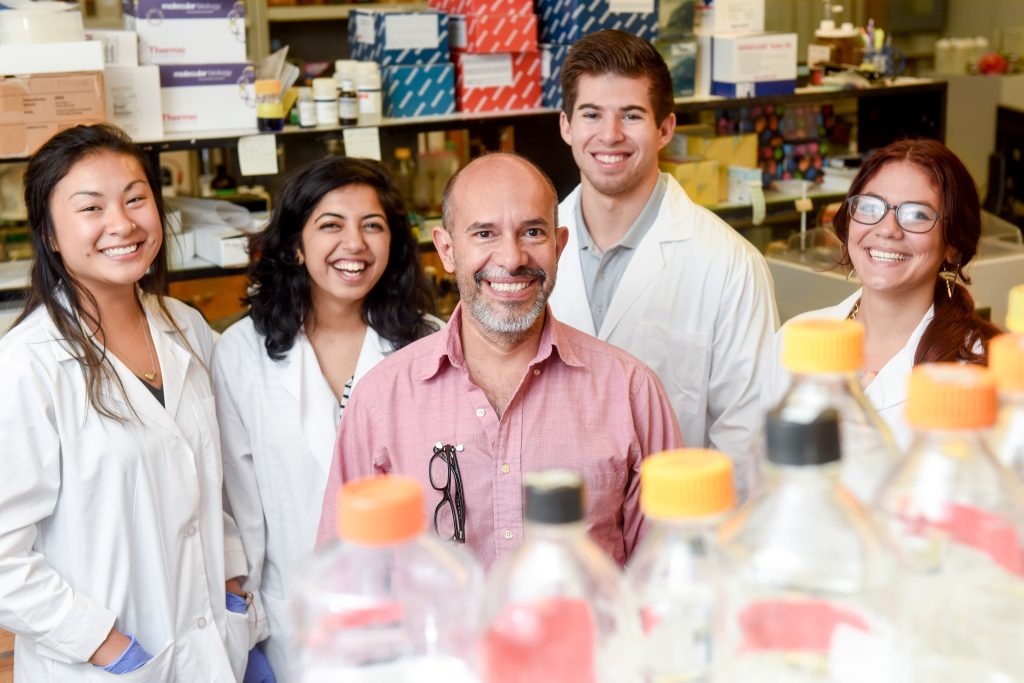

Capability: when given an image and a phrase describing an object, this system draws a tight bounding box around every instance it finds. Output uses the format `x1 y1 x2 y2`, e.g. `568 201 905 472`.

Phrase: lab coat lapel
151 309 190 424
597 216 670 339
553 202 597 336
281 335 338 474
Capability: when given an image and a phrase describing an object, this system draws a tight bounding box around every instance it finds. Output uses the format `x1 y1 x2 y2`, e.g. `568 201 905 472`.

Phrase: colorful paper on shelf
536 0 659 44
0 72 105 159
348 9 450 67
454 51 541 112
159 63 256 133
384 63 456 117
450 13 538 54
430 0 533 14
654 38 697 98
540 43 571 109
126 0 246 65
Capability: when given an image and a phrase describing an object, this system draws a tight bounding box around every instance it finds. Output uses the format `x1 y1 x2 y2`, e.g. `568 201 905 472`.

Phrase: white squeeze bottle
291 475 483 683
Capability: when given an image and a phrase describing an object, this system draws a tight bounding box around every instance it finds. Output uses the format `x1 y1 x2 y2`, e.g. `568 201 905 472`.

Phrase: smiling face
847 161 955 300
299 183 391 314
49 150 163 298
559 73 675 202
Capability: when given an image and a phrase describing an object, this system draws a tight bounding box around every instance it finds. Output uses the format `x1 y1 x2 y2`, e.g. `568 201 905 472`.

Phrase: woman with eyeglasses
764 138 1001 447
211 155 440 680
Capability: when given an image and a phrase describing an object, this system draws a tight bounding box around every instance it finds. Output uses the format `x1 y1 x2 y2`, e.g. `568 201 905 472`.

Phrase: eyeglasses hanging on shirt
430 442 466 543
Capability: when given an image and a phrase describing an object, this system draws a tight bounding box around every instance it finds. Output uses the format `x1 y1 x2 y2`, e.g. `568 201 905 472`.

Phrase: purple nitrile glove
225 592 277 683
98 634 152 674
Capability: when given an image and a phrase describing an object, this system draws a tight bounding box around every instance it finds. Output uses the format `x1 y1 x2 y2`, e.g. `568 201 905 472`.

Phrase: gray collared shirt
576 175 668 332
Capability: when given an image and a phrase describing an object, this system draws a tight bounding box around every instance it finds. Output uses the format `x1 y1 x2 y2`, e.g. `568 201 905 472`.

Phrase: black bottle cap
524 469 585 524
765 407 841 466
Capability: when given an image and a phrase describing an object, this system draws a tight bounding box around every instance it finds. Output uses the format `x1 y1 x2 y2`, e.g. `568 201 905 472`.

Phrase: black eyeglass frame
429 443 466 543
846 194 942 234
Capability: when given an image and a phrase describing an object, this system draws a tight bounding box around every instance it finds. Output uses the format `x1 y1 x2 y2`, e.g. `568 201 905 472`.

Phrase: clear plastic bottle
296 86 317 128
480 470 643 683
627 449 736 683
774 318 900 504
356 61 383 126
716 407 905 683
291 475 483 683
990 334 1024 481
876 364 1024 682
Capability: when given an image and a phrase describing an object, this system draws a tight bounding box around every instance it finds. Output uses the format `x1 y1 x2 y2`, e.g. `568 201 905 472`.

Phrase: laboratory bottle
356 61 383 126
774 318 900 504
716 407 905 683
255 79 285 132
393 147 415 206
296 86 316 128
312 77 338 127
291 475 483 683
480 469 643 683
876 364 1024 682
1008 283 1024 332
338 78 359 126
626 449 735 683
990 334 1024 481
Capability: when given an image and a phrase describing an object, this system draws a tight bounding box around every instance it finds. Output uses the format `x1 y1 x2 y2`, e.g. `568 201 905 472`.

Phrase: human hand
95 633 153 674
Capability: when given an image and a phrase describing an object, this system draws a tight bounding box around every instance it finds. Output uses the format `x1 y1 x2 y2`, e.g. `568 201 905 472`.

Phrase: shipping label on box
349 10 450 67
450 13 538 53
104 65 164 140
454 51 541 112
384 63 456 117
84 29 139 66
431 0 533 13
159 63 256 133
655 38 697 97
130 0 246 65
541 42 570 109
0 72 105 159
660 158 719 206
694 0 764 34
659 0 694 40
537 0 658 45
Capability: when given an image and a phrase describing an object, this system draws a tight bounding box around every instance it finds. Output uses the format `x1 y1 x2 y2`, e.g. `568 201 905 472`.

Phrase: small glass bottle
338 78 359 126
312 77 338 127
255 79 285 132
296 86 316 128
392 147 415 206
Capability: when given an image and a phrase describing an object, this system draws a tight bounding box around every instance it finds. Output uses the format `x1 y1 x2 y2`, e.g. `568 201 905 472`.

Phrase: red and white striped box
453 50 541 112
430 0 532 14
450 13 538 53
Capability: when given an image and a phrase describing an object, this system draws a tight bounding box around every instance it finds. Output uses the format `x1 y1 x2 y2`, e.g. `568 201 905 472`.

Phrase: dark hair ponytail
915 278 1000 365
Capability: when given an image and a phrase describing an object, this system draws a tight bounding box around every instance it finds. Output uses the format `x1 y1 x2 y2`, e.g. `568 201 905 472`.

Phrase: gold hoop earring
939 263 956 299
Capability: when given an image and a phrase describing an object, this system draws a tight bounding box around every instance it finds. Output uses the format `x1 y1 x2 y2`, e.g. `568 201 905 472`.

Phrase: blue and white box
349 9 450 67
384 63 456 117
540 43 570 109
536 0 658 45
710 32 796 97
159 63 255 132
126 0 246 65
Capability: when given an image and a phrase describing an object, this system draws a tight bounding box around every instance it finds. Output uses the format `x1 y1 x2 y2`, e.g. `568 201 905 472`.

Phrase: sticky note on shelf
237 134 278 176
343 127 382 161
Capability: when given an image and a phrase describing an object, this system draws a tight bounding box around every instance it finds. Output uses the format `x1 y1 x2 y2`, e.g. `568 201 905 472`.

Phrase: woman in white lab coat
764 139 1000 447
0 124 264 681
212 156 440 679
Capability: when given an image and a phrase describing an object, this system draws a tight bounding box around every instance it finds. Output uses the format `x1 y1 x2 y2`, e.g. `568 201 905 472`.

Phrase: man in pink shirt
317 153 682 569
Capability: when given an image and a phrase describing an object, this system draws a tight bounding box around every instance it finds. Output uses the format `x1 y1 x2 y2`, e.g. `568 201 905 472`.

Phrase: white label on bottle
462 54 513 89
608 0 653 13
238 134 278 176
343 127 382 161
450 15 467 50
354 14 375 44
807 43 831 67
384 14 440 51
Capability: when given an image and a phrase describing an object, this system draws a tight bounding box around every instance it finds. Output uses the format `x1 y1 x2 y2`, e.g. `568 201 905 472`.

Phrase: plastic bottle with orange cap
874 363 1024 681
291 475 483 683
989 333 1024 482
626 449 735 683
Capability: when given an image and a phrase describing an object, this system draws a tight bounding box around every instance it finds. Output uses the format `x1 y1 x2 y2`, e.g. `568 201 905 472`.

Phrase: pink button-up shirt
317 304 683 569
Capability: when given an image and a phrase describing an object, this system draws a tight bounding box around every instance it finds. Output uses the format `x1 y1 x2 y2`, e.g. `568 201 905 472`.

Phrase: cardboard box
84 29 139 66
0 41 104 76
694 0 764 34
384 63 456 117
193 223 248 267
0 72 105 159
450 13 538 53
727 165 762 203
159 63 256 133
453 51 541 112
349 9 450 67
659 0 695 41
430 0 532 14
126 0 246 65
540 43 570 109
103 65 164 140
710 32 797 97
660 158 719 206
536 0 659 45
654 38 697 97
166 228 196 269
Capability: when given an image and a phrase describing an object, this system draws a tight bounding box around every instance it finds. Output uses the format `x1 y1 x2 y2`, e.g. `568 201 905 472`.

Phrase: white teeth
333 261 366 272
595 153 626 164
102 244 139 257
489 281 529 292
869 249 909 262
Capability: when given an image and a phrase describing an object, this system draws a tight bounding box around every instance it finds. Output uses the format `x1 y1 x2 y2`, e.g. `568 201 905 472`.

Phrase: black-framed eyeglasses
429 443 466 543
847 194 941 234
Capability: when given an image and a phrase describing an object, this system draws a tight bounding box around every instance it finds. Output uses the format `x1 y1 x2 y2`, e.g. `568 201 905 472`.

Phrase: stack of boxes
432 0 541 113
84 29 163 140
659 123 759 207
349 7 456 118
656 0 697 98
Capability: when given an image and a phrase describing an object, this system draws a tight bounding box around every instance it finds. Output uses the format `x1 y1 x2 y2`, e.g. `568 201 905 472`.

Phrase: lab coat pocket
84 640 174 683
224 604 251 681
635 323 710 418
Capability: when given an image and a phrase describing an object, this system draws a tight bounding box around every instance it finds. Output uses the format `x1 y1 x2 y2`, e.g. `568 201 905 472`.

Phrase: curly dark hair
246 155 436 361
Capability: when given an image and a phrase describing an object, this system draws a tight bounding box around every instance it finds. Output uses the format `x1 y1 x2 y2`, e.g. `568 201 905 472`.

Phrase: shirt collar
577 174 668 255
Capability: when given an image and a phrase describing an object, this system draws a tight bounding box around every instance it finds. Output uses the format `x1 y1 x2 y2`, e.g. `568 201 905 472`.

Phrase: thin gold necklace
108 312 159 382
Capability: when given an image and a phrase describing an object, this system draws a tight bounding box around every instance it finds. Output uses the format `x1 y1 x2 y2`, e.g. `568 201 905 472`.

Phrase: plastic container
291 475 483 683
255 79 285 132
356 61 383 126
716 407 905 682
808 19 862 67
312 77 338 127
875 364 1024 681
339 78 359 126
775 318 900 504
480 470 643 683
627 449 735 683
990 334 1024 482
296 86 317 128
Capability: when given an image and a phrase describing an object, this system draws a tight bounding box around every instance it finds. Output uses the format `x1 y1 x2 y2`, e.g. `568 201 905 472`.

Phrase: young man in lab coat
550 30 780 496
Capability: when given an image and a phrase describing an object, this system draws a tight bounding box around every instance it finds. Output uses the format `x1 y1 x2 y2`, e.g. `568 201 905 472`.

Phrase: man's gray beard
469 290 548 343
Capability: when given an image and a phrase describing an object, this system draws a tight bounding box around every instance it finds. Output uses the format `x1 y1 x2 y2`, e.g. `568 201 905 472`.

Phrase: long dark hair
247 156 436 361
833 138 1000 364
18 123 180 420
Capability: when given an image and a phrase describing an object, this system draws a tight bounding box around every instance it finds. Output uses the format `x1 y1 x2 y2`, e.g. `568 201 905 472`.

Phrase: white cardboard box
84 29 139 66
126 0 246 65
192 224 248 267
0 41 104 76
166 229 196 269
695 0 764 34
710 32 797 97
103 65 164 140
159 63 256 133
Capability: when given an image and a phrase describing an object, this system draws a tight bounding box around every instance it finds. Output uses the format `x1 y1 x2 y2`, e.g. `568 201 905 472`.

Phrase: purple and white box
159 63 255 133
126 0 246 65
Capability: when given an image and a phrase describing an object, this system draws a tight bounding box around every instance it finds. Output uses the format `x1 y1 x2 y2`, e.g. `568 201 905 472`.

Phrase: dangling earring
939 263 956 299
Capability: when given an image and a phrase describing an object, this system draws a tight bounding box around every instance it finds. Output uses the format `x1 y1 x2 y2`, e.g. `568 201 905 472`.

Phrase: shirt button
503 529 514 540
475 408 486 417
185 524 197 537
501 463 510 474
532 368 541 376
194 616 207 629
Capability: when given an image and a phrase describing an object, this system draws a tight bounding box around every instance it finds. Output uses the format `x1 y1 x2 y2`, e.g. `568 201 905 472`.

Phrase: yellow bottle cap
641 449 735 519
906 363 997 430
1008 284 1024 333
988 334 1024 393
254 79 281 96
782 319 864 373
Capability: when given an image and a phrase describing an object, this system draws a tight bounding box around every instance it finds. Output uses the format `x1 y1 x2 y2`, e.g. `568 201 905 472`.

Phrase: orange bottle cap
1008 284 1024 333
906 363 998 430
989 334 1024 393
641 449 735 519
782 319 864 374
336 475 424 546
254 79 281 96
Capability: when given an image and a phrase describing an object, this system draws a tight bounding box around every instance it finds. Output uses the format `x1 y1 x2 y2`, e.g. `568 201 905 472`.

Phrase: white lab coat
551 174 780 491
762 288 934 450
211 314 441 681
0 295 259 682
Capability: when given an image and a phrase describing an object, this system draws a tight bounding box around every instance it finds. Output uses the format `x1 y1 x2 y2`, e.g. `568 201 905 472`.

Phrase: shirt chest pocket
633 323 710 418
